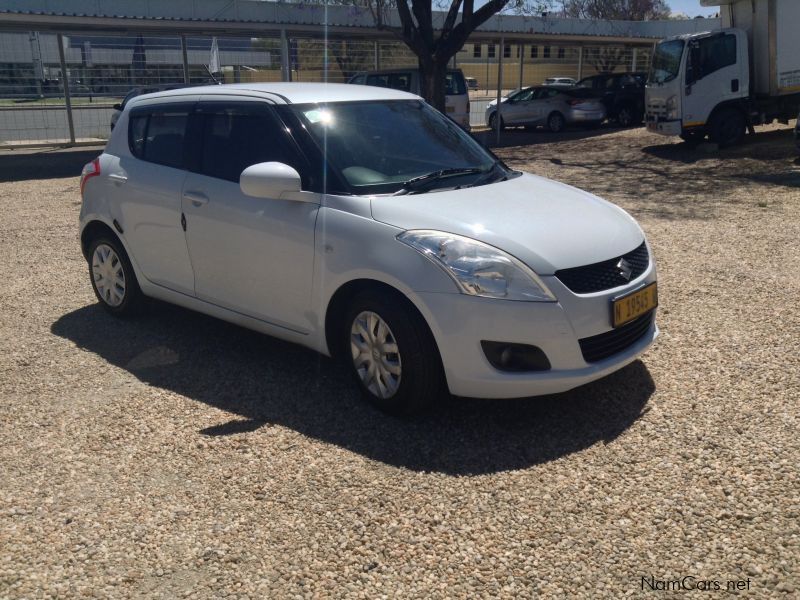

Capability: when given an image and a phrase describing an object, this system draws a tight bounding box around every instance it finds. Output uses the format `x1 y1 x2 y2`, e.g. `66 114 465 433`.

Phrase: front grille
555 242 649 294
579 312 654 363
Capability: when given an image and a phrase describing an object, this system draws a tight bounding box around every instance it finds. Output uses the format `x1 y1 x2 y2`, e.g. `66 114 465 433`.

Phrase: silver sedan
486 86 606 133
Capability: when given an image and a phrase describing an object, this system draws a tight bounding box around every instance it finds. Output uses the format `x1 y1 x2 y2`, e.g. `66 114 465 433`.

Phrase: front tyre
488 112 505 131
345 291 442 414
709 108 745 147
88 236 144 316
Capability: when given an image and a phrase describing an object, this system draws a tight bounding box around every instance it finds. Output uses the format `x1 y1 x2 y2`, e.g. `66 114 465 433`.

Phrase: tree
560 0 670 20
361 0 549 111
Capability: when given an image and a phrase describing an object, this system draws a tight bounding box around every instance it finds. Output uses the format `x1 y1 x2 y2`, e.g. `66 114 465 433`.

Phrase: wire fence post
374 40 380 70
518 42 524 89
280 29 291 82
56 33 76 145
631 47 638 71
495 36 503 145
577 45 583 80
181 35 190 83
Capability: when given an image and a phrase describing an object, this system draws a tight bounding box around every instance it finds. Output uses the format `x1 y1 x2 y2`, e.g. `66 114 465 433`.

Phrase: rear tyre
709 108 746 147
488 112 505 131
344 290 442 415
87 236 144 316
547 111 566 133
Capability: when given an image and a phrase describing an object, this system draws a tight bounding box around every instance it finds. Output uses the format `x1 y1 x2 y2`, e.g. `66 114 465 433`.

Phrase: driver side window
691 34 737 81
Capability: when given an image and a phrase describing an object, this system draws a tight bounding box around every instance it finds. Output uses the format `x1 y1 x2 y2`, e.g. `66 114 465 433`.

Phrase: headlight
397 230 555 302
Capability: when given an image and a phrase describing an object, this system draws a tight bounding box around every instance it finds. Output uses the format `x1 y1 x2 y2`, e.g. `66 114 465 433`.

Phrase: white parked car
79 83 658 413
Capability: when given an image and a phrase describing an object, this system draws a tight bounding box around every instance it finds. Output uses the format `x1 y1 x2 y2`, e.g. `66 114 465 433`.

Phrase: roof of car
129 82 420 106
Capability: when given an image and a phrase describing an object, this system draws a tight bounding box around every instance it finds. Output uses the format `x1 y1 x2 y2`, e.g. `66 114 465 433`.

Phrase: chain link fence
0 30 653 147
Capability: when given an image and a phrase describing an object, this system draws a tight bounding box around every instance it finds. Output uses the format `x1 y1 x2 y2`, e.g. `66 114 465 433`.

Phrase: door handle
108 173 127 184
731 79 739 93
184 191 209 207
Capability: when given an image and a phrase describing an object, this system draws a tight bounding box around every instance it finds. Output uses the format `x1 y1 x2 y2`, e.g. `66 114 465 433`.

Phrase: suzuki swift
79 83 658 413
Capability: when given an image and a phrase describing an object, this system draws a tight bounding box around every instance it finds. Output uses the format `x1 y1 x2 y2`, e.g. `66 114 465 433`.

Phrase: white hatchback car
79 83 658 413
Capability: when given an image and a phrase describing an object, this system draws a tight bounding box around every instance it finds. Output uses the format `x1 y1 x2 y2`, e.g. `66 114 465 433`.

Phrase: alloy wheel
350 310 402 399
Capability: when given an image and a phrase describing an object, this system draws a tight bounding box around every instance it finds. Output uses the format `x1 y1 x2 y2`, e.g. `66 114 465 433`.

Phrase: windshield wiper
393 167 484 195
465 160 507 189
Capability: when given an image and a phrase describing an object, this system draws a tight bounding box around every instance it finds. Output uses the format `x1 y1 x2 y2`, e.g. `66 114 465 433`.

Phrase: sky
668 0 718 17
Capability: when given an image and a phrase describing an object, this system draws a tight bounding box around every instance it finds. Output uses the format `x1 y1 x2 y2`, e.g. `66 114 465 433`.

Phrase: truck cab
646 28 750 145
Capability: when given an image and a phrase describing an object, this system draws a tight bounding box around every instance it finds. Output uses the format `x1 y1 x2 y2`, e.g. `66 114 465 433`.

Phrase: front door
181 99 319 332
682 32 743 127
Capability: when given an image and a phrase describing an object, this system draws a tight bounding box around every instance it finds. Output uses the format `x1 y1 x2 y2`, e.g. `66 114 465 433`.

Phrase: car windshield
648 39 685 84
289 100 498 195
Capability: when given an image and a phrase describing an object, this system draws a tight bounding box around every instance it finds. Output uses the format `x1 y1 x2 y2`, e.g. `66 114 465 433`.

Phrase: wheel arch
80 219 121 260
323 278 442 365
706 99 749 128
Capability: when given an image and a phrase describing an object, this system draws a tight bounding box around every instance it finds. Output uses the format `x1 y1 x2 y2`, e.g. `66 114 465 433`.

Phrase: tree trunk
419 59 448 113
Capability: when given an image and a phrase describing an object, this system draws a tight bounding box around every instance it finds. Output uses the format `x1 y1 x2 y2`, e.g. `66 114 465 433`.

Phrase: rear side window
195 103 305 184
128 106 191 169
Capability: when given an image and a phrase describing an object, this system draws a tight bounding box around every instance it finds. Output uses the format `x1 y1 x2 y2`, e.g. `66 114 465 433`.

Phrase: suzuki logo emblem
617 258 633 281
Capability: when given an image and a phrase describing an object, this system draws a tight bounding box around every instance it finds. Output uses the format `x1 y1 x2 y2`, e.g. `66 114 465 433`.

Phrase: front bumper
646 115 681 136
415 264 658 399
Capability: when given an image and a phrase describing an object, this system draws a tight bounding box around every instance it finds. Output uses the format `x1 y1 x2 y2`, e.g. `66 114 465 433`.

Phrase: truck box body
709 0 800 96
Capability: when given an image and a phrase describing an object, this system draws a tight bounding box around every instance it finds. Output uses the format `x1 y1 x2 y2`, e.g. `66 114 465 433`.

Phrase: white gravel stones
1 126 798 598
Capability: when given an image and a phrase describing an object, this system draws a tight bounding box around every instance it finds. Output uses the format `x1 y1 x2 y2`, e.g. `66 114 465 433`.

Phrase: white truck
645 0 800 146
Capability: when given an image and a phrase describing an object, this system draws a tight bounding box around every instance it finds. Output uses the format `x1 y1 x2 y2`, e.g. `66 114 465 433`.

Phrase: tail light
80 157 101 196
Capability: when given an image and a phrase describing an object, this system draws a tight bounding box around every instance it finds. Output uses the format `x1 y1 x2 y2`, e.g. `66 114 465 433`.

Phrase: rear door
444 70 469 128
180 98 319 332
114 101 197 295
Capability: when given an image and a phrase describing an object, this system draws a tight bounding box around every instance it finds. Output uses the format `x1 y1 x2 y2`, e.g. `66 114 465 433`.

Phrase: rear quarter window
128 106 191 169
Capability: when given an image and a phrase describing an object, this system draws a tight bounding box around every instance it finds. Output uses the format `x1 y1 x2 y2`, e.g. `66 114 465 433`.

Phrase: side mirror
240 162 302 199
113 103 122 110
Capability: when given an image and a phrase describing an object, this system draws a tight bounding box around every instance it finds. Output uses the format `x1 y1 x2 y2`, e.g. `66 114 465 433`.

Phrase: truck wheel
710 108 745 147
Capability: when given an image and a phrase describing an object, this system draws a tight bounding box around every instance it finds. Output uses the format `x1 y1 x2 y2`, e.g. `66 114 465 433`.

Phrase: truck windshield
648 39 684 84
288 100 500 195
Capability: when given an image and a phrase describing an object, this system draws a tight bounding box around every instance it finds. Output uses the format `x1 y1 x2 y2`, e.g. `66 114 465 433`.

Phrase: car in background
576 72 646 127
80 82 658 413
543 77 576 87
485 87 527 111
485 86 606 132
348 69 470 130
465 76 479 91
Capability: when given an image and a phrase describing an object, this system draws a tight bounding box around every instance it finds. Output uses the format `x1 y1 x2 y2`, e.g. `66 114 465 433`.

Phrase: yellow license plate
612 282 658 328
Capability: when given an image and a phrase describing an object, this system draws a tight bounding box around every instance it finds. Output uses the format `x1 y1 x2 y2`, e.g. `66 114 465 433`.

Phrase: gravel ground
1 125 798 598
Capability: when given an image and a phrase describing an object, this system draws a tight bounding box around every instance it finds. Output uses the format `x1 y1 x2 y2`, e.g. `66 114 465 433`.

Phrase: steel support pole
280 29 291 82
631 47 638 72
577 46 583 81
496 36 504 145
56 33 75 145
181 35 190 83
518 43 524 89
374 41 379 70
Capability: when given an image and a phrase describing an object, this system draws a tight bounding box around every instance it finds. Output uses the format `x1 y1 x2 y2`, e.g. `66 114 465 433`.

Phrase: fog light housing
481 341 551 372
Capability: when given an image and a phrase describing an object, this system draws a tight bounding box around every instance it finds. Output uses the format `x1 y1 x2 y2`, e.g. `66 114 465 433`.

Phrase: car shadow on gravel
52 302 655 476
474 123 630 149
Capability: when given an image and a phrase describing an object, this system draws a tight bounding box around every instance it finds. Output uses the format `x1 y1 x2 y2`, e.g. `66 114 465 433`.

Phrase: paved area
1 126 798 598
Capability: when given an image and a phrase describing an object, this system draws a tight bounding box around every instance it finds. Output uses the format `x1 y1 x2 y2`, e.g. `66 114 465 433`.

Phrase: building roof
130 82 419 107
0 0 720 42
